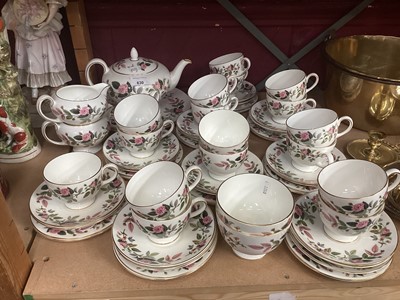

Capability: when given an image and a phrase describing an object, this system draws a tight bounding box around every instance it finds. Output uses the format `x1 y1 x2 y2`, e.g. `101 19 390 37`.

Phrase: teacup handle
316 152 334 168
228 77 238 94
41 121 68 146
100 163 119 185
184 165 202 192
305 73 319 93
224 96 238 111
160 119 175 139
305 98 317 109
188 196 207 218
243 57 251 71
36 95 60 123
336 116 354 138
386 169 400 192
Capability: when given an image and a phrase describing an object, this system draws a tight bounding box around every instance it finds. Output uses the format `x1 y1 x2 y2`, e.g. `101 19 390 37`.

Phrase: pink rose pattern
58 104 105 125
267 82 306 100
288 124 337 146
51 177 101 203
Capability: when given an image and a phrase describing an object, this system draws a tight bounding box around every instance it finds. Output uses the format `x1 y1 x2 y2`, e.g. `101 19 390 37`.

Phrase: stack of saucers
263 139 346 194
234 81 259 113
175 110 199 149
29 153 126 242
287 190 398 281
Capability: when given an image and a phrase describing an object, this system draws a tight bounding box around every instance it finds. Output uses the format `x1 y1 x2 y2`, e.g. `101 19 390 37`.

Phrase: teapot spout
170 59 192 90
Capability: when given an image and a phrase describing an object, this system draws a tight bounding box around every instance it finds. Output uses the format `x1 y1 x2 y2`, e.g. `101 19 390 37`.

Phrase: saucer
190 189 217 206
31 213 116 242
235 94 259 113
176 127 199 149
262 158 316 195
30 176 125 229
113 233 217 280
250 100 286 133
248 115 286 142
181 149 263 195
285 232 392 282
234 81 257 102
264 139 346 186
176 110 199 138
290 191 398 267
103 132 180 171
159 88 191 122
112 203 216 268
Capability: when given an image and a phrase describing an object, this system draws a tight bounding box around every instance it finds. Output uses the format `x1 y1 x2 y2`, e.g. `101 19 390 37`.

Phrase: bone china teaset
28 48 400 281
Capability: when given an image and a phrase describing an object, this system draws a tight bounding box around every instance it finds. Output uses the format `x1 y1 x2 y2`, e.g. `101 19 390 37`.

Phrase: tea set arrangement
27 47 400 282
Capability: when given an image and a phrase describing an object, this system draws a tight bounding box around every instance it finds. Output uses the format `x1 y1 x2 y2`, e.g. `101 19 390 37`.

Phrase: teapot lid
111 48 158 75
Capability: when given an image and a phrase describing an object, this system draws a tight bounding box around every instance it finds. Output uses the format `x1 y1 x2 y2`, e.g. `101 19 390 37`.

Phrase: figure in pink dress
1 0 71 98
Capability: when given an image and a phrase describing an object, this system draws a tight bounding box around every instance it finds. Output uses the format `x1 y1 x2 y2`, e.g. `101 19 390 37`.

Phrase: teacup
43 152 118 209
41 115 110 153
209 52 251 77
188 73 237 108
318 195 384 243
286 108 353 147
113 94 161 134
286 137 335 172
117 119 174 158
265 69 319 101
125 161 203 220
190 97 238 124
198 110 249 154
265 96 317 124
199 145 248 180
230 70 249 91
317 159 400 217
131 195 206 244
36 83 109 125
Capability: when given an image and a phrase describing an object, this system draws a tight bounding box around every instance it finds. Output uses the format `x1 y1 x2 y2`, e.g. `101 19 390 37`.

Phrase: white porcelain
234 81 257 102
265 69 319 101
286 137 335 172
112 232 217 280
175 127 199 149
199 145 248 181
198 110 249 154
285 232 392 282
264 139 346 186
250 100 286 132
176 110 199 138
159 88 191 122
209 52 251 78
125 161 202 220
218 218 288 260
41 115 110 153
118 119 174 158
113 94 161 134
216 173 294 234
235 94 258 113
229 70 248 91
286 108 353 147
181 149 263 195
43 152 118 209
85 47 191 100
112 203 216 268
36 83 109 125
318 196 384 243
317 159 400 216
30 176 125 228
103 132 180 171
131 195 207 244
291 191 398 267
247 116 286 142
188 73 237 108
265 96 317 124
191 97 238 124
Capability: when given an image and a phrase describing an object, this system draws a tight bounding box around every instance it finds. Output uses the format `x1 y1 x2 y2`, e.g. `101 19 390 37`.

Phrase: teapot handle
85 58 110 86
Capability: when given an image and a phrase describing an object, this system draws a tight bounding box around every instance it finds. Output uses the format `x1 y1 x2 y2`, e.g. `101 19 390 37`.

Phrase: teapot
85 47 191 103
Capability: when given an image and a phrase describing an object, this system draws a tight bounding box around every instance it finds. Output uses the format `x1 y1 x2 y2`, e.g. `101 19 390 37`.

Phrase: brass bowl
324 35 400 135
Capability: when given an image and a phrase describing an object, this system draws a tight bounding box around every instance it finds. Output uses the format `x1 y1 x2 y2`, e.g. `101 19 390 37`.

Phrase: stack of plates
30 176 126 242
233 81 259 113
103 133 183 180
287 191 397 281
181 149 264 205
248 99 287 141
175 110 199 149
111 203 217 280
262 139 346 194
